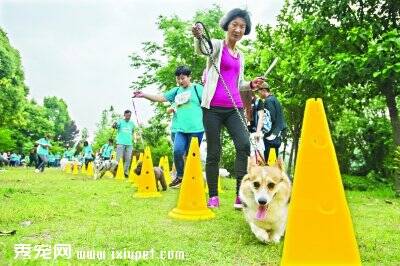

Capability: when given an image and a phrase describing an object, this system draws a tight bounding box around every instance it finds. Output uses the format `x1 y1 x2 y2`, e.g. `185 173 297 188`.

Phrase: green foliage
0 128 16 151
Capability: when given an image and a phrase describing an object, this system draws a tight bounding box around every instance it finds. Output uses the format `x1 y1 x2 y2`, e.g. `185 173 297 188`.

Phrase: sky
0 0 284 139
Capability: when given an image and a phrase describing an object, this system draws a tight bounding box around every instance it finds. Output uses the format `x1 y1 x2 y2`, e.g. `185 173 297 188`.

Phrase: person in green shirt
35 134 51 173
133 66 204 188
112 110 135 177
82 141 94 168
100 139 114 160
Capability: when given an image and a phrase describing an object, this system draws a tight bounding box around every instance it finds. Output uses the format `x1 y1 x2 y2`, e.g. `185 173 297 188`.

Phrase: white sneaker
34 169 40 173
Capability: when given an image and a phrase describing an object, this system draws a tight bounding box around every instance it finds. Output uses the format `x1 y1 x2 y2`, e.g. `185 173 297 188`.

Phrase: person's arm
133 91 167 102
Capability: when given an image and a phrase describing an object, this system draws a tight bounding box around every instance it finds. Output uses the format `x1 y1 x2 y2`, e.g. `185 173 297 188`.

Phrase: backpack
262 108 272 134
173 85 201 104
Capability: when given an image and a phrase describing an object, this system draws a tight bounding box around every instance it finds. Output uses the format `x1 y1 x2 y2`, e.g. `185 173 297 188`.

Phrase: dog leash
131 97 145 148
195 21 267 166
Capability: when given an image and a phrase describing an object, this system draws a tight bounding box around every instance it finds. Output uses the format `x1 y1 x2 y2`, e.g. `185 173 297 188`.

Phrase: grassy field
0 167 399 265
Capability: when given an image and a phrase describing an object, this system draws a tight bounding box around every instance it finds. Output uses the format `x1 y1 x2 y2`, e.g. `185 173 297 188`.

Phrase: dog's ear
247 156 257 172
274 157 285 172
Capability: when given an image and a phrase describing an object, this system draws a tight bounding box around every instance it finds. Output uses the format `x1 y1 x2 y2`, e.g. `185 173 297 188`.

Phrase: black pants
36 155 48 172
203 107 250 197
84 158 93 168
263 136 281 163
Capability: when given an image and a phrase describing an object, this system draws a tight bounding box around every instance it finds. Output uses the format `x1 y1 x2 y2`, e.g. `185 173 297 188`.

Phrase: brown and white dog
134 161 167 191
239 159 291 243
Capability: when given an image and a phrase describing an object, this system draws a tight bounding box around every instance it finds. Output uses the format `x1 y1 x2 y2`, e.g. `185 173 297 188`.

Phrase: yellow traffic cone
86 161 94 177
72 163 79 175
115 158 125 181
65 162 71 174
138 152 143 162
281 98 361 265
158 156 164 168
129 155 138 185
169 138 215 220
133 147 161 198
204 176 224 194
268 148 277 165
81 163 87 174
162 156 172 185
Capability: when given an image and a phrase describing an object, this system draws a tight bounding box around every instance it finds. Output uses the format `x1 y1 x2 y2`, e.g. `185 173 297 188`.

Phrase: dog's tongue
256 205 267 220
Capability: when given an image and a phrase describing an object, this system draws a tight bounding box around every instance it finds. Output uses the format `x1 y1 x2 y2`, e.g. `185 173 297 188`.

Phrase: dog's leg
249 222 270 243
270 222 286 243
159 172 167 191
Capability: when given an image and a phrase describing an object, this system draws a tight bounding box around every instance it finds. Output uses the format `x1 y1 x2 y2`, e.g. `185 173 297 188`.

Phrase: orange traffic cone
133 147 161 198
115 158 125 181
169 137 215 220
281 98 361 265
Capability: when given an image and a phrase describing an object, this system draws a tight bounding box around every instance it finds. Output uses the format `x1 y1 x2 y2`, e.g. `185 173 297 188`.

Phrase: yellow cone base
168 208 215 221
133 191 161 198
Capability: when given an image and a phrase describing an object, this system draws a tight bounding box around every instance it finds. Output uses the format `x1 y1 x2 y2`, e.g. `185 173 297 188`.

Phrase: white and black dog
93 156 118 179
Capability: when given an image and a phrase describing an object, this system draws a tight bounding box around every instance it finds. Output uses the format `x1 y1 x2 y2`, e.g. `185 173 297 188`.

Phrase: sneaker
34 169 40 173
207 196 220 208
234 196 243 210
169 178 182 188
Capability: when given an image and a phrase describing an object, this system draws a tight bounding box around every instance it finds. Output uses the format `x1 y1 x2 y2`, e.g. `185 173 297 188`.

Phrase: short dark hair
124 110 131 114
220 8 252 35
108 138 114 143
83 141 88 146
175 66 191 77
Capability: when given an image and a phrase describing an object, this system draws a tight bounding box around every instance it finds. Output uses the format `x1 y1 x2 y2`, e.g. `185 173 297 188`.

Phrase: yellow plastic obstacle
162 156 172 185
281 98 361 265
158 156 164 167
267 148 277 165
204 176 224 194
65 162 71 174
86 161 94 177
115 158 125 181
81 163 87 174
72 163 79 175
169 138 215 221
128 155 138 186
133 147 161 198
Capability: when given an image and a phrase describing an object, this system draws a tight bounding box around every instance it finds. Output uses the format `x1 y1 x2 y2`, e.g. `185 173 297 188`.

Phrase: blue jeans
174 132 203 178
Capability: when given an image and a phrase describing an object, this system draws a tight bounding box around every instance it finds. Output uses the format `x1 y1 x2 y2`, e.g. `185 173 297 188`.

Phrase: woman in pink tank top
193 8 265 209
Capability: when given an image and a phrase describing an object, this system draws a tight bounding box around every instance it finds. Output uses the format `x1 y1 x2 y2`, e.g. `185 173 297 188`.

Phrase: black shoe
124 174 129 178
169 178 182 188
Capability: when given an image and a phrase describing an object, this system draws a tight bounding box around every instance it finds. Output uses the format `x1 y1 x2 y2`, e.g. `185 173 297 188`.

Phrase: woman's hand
251 77 265 90
192 23 204 38
166 107 176 114
133 91 145 98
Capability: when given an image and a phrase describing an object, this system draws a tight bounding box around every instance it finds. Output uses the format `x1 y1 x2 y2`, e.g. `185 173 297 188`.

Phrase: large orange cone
267 148 277 165
133 147 161 198
129 155 138 185
72 162 79 175
162 156 172 185
169 138 215 220
115 158 125 181
86 161 94 177
281 98 360 265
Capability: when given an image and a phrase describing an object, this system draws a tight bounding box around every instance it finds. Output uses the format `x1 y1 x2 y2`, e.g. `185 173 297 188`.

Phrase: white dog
239 159 291 243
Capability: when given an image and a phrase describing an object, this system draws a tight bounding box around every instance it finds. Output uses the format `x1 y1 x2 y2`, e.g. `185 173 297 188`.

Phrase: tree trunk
381 81 400 196
288 134 295 177
382 83 400 146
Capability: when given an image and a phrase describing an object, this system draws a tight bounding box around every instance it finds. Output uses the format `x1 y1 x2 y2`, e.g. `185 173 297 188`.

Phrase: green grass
0 168 399 265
